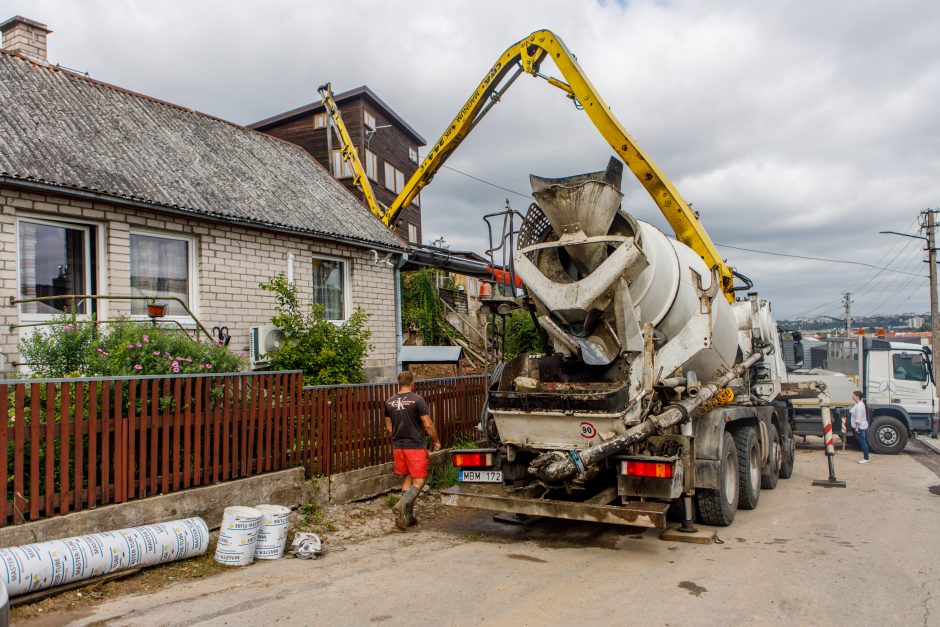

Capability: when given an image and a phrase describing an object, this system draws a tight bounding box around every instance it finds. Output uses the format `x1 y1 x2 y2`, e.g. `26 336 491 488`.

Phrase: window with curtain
312 258 346 321
130 233 191 317
18 219 91 315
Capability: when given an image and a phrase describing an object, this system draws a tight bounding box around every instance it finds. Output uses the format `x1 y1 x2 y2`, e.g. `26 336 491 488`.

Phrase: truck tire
735 426 761 510
760 423 781 490
696 431 738 526
778 420 795 479
869 416 908 455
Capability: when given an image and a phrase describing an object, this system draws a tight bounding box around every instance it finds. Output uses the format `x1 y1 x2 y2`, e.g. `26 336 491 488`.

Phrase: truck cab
791 336 939 453
862 338 938 450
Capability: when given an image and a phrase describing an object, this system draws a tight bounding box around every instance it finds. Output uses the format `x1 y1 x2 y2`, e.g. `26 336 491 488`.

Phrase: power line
714 243 927 278
441 165 533 200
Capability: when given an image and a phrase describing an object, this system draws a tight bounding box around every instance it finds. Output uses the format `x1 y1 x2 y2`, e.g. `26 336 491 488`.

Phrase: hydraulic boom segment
317 82 385 221
394 30 736 299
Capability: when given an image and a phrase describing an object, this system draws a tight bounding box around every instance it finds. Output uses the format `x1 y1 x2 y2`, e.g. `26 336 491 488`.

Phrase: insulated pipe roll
0 517 209 596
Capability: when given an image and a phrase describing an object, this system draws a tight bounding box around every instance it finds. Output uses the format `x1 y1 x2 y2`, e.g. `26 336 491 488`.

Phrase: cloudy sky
8 0 940 319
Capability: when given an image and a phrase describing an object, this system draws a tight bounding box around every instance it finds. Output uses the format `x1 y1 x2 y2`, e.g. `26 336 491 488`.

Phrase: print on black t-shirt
384 392 429 449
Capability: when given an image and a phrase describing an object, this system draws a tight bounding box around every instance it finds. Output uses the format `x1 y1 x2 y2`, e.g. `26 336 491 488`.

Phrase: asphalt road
66 442 940 626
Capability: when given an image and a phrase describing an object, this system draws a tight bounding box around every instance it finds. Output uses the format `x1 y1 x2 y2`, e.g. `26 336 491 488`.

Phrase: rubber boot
393 486 419 530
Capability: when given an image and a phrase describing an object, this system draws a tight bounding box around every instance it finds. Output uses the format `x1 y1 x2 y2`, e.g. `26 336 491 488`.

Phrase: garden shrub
16 314 245 378
503 309 544 361
401 269 462 345
17 313 95 378
85 318 243 376
260 273 372 385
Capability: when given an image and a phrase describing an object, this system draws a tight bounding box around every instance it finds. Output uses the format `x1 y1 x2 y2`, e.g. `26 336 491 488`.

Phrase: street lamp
880 221 939 412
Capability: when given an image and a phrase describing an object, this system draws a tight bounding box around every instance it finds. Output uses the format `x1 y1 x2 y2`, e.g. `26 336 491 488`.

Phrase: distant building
250 87 426 245
907 316 925 329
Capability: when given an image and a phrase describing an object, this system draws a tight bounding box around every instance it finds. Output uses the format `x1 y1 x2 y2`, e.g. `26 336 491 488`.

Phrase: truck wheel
696 431 738 526
760 423 781 490
869 416 908 455
735 426 761 510
778 421 796 479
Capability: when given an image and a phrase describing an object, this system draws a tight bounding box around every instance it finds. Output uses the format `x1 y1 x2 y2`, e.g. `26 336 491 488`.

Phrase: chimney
0 16 52 63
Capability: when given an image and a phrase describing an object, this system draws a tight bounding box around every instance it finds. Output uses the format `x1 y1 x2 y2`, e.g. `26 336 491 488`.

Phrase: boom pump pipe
531 345 774 483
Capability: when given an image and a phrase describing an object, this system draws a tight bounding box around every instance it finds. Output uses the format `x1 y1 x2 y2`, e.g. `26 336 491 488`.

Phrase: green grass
384 493 399 508
428 461 460 490
299 502 324 526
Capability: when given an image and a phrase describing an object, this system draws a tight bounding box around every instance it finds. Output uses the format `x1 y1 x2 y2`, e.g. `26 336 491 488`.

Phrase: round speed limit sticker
579 421 597 438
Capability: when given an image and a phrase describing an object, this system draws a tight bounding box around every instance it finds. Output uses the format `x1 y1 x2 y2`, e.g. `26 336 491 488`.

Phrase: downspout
395 252 409 374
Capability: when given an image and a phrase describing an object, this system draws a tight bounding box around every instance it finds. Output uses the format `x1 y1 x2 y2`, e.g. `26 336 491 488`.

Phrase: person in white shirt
850 391 870 463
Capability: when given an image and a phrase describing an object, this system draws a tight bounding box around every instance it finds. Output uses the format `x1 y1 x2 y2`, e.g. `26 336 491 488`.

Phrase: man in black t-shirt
385 370 440 530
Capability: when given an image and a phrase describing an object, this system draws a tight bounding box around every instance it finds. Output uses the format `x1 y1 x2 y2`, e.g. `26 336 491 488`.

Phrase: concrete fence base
0 449 456 547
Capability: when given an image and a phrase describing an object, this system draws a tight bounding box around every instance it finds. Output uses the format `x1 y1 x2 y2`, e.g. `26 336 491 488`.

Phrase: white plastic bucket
253 504 291 560
214 506 263 566
0 517 209 596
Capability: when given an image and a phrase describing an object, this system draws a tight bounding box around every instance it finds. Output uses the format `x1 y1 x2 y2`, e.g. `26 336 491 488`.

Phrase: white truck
790 336 939 453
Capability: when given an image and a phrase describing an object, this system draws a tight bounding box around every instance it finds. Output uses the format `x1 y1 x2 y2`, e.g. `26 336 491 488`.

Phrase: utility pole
843 292 853 338
925 210 939 393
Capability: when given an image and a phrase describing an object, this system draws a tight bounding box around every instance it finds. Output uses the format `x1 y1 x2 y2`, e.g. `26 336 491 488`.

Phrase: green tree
261 273 372 385
503 309 544 361
401 269 461 345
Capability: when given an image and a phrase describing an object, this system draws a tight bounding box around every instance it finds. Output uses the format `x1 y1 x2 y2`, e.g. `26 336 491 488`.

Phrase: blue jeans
857 428 870 460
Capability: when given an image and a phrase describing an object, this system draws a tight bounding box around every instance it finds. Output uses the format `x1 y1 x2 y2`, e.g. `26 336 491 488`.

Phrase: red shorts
393 448 429 479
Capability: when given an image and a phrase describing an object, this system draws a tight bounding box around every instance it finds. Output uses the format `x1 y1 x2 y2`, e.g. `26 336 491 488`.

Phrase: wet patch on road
678 581 708 596
506 554 547 563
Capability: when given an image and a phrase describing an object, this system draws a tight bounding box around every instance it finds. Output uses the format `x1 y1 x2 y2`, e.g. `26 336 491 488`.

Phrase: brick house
0 17 406 381
250 86 426 245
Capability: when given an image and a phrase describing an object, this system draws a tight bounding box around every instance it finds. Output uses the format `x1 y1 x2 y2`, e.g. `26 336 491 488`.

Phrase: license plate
459 470 502 483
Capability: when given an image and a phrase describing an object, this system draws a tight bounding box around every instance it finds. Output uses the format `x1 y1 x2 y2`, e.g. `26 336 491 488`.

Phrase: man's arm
385 415 393 436
420 415 442 451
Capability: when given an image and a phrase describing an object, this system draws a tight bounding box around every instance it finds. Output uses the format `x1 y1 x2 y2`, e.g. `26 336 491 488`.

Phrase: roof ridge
0 48 306 151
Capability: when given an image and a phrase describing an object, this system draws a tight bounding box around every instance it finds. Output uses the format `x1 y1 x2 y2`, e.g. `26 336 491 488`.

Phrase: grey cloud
10 0 940 318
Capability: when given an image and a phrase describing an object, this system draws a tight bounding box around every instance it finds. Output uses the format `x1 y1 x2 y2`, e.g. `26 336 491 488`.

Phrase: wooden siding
259 94 423 244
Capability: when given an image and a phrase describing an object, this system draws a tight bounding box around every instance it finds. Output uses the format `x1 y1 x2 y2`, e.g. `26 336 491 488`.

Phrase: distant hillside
779 312 930 332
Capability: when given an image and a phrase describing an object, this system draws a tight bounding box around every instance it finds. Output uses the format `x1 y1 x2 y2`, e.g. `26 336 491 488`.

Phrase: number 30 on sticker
579 421 597 438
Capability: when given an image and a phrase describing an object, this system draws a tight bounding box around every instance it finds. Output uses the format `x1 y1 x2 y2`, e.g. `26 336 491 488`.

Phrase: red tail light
621 460 674 479
452 452 495 467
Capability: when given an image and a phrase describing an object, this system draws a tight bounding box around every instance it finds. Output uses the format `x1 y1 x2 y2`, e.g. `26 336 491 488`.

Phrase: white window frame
412 192 420 208
129 229 198 326
407 223 418 244
409 146 419 164
384 162 404 193
332 149 353 179
365 149 378 181
313 112 327 129
311 253 351 322
15 215 95 323
363 110 376 130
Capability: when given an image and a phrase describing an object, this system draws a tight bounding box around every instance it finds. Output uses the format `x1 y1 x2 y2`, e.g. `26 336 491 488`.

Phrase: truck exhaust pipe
529 346 773 483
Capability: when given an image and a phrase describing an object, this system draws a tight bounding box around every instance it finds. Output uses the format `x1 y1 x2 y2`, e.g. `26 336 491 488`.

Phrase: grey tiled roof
0 51 404 250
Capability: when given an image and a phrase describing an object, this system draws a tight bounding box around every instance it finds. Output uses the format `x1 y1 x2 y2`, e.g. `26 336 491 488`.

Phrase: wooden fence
1 372 487 527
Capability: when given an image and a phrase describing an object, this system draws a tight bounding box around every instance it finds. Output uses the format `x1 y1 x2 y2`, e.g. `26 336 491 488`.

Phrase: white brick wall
0 187 399 380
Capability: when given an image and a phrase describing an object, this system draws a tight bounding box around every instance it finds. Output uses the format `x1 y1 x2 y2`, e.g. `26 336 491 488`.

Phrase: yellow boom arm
384 30 737 299
317 83 385 221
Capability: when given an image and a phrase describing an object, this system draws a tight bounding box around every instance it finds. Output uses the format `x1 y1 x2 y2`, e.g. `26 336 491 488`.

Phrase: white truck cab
790 335 939 454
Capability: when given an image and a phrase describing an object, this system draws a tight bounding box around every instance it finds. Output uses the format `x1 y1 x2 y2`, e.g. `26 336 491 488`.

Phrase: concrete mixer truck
318 30 798 528
442 158 793 528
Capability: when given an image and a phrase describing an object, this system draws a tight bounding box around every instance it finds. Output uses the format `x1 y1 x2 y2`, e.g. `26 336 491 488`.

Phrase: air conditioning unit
249 325 287 366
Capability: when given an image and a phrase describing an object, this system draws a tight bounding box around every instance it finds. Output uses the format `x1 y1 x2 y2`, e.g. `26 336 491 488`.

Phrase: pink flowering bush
85 319 244 376
17 313 96 377
19 315 244 377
